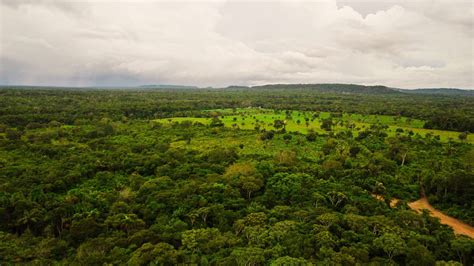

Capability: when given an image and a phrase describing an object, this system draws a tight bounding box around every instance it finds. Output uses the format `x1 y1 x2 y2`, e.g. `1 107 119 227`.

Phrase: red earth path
408 197 474 238
372 194 473 238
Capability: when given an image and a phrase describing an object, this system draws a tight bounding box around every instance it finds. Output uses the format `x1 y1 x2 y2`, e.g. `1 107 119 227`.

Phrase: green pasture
156 108 474 143
206 108 425 128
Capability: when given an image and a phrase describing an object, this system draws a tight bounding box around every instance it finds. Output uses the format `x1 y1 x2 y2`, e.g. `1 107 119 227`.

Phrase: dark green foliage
260 130 275 141
0 88 473 265
306 130 317 142
210 117 224 127
459 132 468 141
321 118 333 131
273 119 286 131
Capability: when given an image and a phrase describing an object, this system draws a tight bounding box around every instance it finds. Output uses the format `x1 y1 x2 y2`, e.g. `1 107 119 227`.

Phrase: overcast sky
0 0 472 88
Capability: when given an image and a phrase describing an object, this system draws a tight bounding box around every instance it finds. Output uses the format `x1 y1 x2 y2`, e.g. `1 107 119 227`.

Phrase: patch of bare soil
408 197 474 238
372 194 473 238
371 194 400 208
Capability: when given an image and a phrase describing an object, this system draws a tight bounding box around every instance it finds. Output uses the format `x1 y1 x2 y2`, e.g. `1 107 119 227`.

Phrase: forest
0 85 473 265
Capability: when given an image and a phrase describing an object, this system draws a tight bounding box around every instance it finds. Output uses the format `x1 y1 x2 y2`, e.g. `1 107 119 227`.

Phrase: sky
0 0 472 89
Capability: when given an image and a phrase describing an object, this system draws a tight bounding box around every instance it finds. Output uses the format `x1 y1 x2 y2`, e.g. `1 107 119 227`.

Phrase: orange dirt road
408 197 474 238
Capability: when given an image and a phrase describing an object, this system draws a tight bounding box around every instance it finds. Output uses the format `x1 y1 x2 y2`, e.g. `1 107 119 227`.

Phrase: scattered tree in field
210 117 224 127
273 119 286 132
321 118 333 131
458 131 468 141
260 130 275 141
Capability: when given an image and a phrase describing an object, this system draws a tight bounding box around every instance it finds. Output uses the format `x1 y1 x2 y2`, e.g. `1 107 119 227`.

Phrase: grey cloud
0 0 472 89
336 1 397 17
2 0 90 16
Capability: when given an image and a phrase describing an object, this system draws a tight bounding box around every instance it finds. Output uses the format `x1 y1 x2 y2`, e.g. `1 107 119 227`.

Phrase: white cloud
0 0 472 88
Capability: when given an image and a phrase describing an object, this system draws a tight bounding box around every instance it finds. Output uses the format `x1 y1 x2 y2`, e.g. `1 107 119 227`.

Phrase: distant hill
1 84 472 95
243 83 401 94
224 84 474 96
400 88 474 96
139 84 199 89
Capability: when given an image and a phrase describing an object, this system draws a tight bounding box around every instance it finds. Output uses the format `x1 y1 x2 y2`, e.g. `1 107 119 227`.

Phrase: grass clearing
156 108 474 144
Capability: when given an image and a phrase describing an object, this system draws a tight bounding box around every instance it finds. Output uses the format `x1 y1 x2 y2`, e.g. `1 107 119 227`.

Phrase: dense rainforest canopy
0 85 473 265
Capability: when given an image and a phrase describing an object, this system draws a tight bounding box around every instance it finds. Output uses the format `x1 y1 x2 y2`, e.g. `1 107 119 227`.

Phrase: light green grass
156 108 474 144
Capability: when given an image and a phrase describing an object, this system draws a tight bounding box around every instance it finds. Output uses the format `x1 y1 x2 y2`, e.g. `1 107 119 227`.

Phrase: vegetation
0 86 473 265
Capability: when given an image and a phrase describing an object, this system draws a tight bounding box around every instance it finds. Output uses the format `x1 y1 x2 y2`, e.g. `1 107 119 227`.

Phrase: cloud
0 0 472 88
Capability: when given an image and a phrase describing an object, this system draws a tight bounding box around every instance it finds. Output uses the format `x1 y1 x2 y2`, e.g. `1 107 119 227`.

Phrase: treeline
424 113 474 132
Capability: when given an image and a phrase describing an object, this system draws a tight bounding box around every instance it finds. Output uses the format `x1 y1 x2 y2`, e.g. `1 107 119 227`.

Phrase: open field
156 108 474 143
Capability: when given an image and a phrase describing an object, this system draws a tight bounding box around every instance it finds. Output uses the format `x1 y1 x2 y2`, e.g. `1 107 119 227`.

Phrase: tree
76 238 113 265
271 256 311 265
105 213 145 235
405 240 435 266
372 181 386 196
180 131 195 144
210 117 224 127
349 146 360 157
230 247 265 266
322 138 337 155
326 191 348 209
317 213 339 228
181 228 232 255
274 150 297 167
321 118 333 131
225 162 257 178
321 159 343 174
458 132 468 141
273 119 286 132
373 233 406 262
451 236 474 265
70 217 103 243
239 175 264 199
17 208 44 234
266 173 306 203
306 130 317 142
311 192 326 208
128 242 178 265
224 162 264 199
387 138 409 166
260 130 275 141
6 129 23 141
314 230 336 249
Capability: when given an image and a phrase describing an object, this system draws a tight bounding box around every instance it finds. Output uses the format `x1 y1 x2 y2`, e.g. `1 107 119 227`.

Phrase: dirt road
408 197 474 238
372 194 473 238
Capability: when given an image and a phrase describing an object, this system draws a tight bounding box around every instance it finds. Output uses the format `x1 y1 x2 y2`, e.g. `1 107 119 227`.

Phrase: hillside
225 83 474 96
249 83 401 94
402 88 474 96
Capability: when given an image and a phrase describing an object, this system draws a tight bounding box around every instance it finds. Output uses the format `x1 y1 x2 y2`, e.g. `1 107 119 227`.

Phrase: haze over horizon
1 0 473 89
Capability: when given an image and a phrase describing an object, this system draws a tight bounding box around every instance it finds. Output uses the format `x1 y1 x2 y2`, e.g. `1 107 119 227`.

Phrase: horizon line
0 83 473 91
